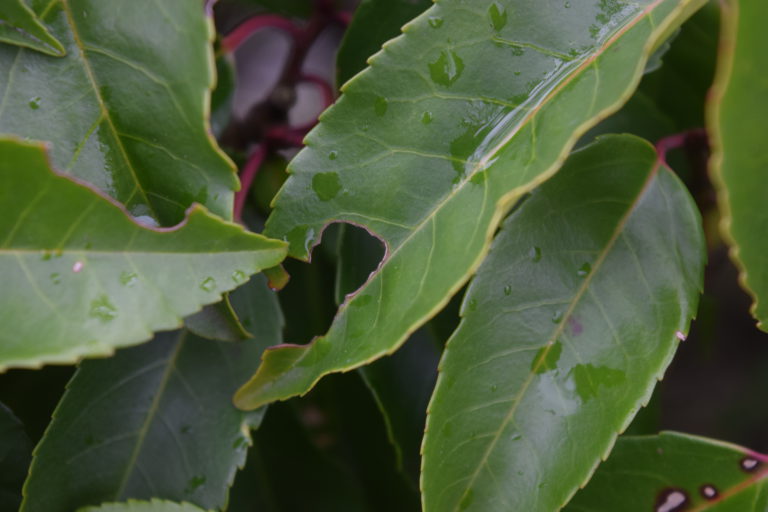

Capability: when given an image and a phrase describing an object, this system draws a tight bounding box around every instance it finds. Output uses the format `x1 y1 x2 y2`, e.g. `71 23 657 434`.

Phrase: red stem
300 73 335 109
223 15 299 52
655 128 707 166
234 143 267 221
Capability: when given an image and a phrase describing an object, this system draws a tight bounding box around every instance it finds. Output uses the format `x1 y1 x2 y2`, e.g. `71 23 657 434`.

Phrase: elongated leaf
78 500 208 512
0 0 65 56
236 0 706 409
421 135 705 511
708 0 768 331
566 432 768 511
0 139 285 370
22 275 282 512
0 0 234 224
0 402 32 511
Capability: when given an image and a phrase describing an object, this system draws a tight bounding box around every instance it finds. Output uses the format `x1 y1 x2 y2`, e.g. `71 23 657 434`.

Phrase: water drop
428 16 443 28
468 298 478 311
655 488 688 512
564 1 571 7
551 310 563 324
328 150 338 160
41 251 52 261
490 384 498 392
374 96 388 116
89 295 118 322
120 271 138 287
503 285 512 296
200 277 216 292
180 425 192 434
72 261 84 273
741 456 762 472
700 484 718 500
185 475 206 493
134 215 159 228
421 111 433 124
488 2 508 31
577 262 591 277
530 247 542 262
429 50 465 87
50 272 61 284
312 172 342 201
231 270 247 284
28 97 41 110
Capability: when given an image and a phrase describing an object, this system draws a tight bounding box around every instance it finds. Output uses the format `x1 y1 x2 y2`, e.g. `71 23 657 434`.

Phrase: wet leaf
0 402 32 511
0 0 235 225
184 296 251 342
0 139 286 370
22 276 282 512
565 432 768 511
0 0 65 56
708 0 768 331
422 135 705 511
236 0 707 409
77 500 208 512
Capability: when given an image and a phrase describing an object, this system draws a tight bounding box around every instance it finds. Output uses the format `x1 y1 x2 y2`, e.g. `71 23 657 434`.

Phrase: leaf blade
0 0 234 224
421 135 705 511
0 138 286 370
236 0 706 409
21 276 282 512
0 0 65 56
708 0 768 331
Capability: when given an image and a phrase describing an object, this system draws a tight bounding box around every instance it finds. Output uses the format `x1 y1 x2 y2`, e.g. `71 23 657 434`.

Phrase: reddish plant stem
222 15 300 52
234 143 267 221
300 73 335 109
655 128 708 166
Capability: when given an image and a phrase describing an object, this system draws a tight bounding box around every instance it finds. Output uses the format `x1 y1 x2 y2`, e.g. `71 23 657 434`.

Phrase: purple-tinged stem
234 143 267 221
655 128 708 166
223 15 299 52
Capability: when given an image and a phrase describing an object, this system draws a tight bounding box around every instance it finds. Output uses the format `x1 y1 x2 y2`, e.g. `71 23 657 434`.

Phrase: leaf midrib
450 158 661 511
53 0 157 219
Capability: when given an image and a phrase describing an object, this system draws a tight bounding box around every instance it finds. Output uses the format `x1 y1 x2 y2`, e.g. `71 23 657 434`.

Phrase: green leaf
236 0 706 410
336 0 432 86
0 402 32 511
78 500 208 512
565 432 768 511
22 275 283 512
0 0 235 225
0 138 286 370
0 0 65 56
184 297 251 342
708 0 768 331
421 135 705 512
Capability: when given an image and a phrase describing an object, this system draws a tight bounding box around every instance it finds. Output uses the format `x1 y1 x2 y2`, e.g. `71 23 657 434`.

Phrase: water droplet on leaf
577 262 591 277
700 484 718 500
200 277 216 292
530 247 542 262
328 150 338 160
551 310 563 324
503 285 512 296
50 272 61 284
741 456 762 472
429 50 465 87
374 96 388 116
312 172 342 201
428 16 443 28
89 295 118 322
421 111 433 124
185 475 206 494
488 2 508 31
120 271 138 287
28 97 41 110
231 270 247 284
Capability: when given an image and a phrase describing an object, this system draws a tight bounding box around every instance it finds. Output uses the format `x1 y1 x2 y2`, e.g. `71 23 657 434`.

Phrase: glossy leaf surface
78 500 208 512
708 0 768 331
336 0 431 86
0 139 286 370
237 0 706 409
22 276 282 512
0 0 65 56
0 0 235 224
0 402 32 511
422 135 705 511
566 432 768 511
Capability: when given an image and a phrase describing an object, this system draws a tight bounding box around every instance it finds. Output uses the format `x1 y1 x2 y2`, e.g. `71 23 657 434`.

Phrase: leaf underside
708 0 768 331
0 139 285 370
0 0 235 225
0 0 65 56
22 276 282 512
0 402 32 511
565 432 768 511
421 134 705 512
236 0 706 409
